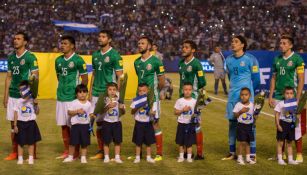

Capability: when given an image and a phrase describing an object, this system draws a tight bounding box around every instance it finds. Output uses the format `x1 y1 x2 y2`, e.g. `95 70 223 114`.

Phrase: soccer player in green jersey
55 35 88 159
179 40 206 160
269 35 305 163
3 32 39 160
88 30 123 160
134 36 165 161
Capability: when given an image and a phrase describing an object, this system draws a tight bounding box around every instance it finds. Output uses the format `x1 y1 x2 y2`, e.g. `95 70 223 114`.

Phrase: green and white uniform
91 47 123 122
6 50 38 121
272 52 304 100
179 57 206 98
134 54 165 118
55 52 87 126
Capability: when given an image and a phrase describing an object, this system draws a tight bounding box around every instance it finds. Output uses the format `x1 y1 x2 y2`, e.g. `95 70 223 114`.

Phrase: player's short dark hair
61 35 76 46
99 30 113 39
240 87 251 94
107 82 118 89
139 36 153 45
183 40 197 50
183 82 193 87
19 80 30 87
283 86 294 93
138 83 149 88
234 35 247 52
281 34 294 46
75 84 88 94
15 31 29 42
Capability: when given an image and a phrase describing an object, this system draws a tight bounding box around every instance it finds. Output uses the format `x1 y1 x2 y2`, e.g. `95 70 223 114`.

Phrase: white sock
115 155 120 159
81 156 86 160
104 155 110 160
288 155 293 162
277 154 283 161
29 155 34 161
135 155 140 160
179 153 184 159
238 155 243 160
187 154 192 159
146 155 151 159
18 156 23 161
68 155 73 159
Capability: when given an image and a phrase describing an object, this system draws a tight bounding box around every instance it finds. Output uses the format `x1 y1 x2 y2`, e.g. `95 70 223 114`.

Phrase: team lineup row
3 31 305 166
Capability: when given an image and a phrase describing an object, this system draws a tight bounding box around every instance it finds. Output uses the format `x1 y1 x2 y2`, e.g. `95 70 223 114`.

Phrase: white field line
172 85 274 118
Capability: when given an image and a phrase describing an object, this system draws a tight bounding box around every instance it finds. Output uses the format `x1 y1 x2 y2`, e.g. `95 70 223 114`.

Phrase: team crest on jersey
58 63 61 67
11 61 13 64
104 56 110 63
287 61 293 67
240 61 245 67
21 106 32 117
20 59 25 65
277 62 280 65
187 66 192 72
146 64 152 70
94 58 98 61
68 61 74 68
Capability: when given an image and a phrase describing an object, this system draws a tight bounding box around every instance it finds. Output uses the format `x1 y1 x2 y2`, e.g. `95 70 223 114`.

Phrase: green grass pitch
0 73 306 175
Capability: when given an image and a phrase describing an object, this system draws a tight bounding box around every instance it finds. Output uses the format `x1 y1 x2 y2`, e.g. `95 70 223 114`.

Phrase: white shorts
6 97 19 121
56 101 73 126
91 96 104 123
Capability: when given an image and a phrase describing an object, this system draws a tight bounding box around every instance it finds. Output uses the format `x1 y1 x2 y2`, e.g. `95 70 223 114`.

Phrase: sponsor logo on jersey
69 61 74 68
240 61 245 67
104 56 110 63
287 61 293 67
187 65 192 72
277 62 280 65
146 64 152 70
20 59 25 65
94 58 98 61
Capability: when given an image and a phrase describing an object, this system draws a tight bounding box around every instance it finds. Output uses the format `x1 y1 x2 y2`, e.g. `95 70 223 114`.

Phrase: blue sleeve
250 56 260 92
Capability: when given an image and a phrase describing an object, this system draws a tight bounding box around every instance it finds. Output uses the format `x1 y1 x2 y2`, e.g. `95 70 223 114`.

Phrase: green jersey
7 50 38 98
134 55 165 101
91 48 123 96
55 53 87 101
179 57 206 98
272 52 305 100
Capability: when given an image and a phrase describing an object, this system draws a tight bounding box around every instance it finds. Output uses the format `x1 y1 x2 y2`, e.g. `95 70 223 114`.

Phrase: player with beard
178 40 206 160
3 31 39 160
134 36 165 161
88 30 123 160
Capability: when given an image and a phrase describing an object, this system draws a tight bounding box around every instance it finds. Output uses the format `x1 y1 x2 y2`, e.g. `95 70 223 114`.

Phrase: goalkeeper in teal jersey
55 36 88 159
88 30 123 160
134 36 165 161
3 32 39 161
178 40 206 160
222 36 260 162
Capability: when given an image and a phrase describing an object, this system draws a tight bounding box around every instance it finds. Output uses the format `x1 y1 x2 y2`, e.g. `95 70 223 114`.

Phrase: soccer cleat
17 159 23 165
4 152 17 160
247 160 256 165
154 155 163 161
177 157 184 163
288 160 298 165
81 157 87 164
187 158 193 163
295 154 303 163
90 151 104 160
278 160 287 165
133 158 140 164
56 152 69 159
103 158 110 163
237 158 245 165
115 158 123 164
63 157 73 163
194 155 204 160
222 153 236 160
250 155 256 163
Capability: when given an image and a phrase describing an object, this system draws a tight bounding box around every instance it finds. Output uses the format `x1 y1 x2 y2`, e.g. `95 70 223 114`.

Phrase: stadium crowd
0 0 305 58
